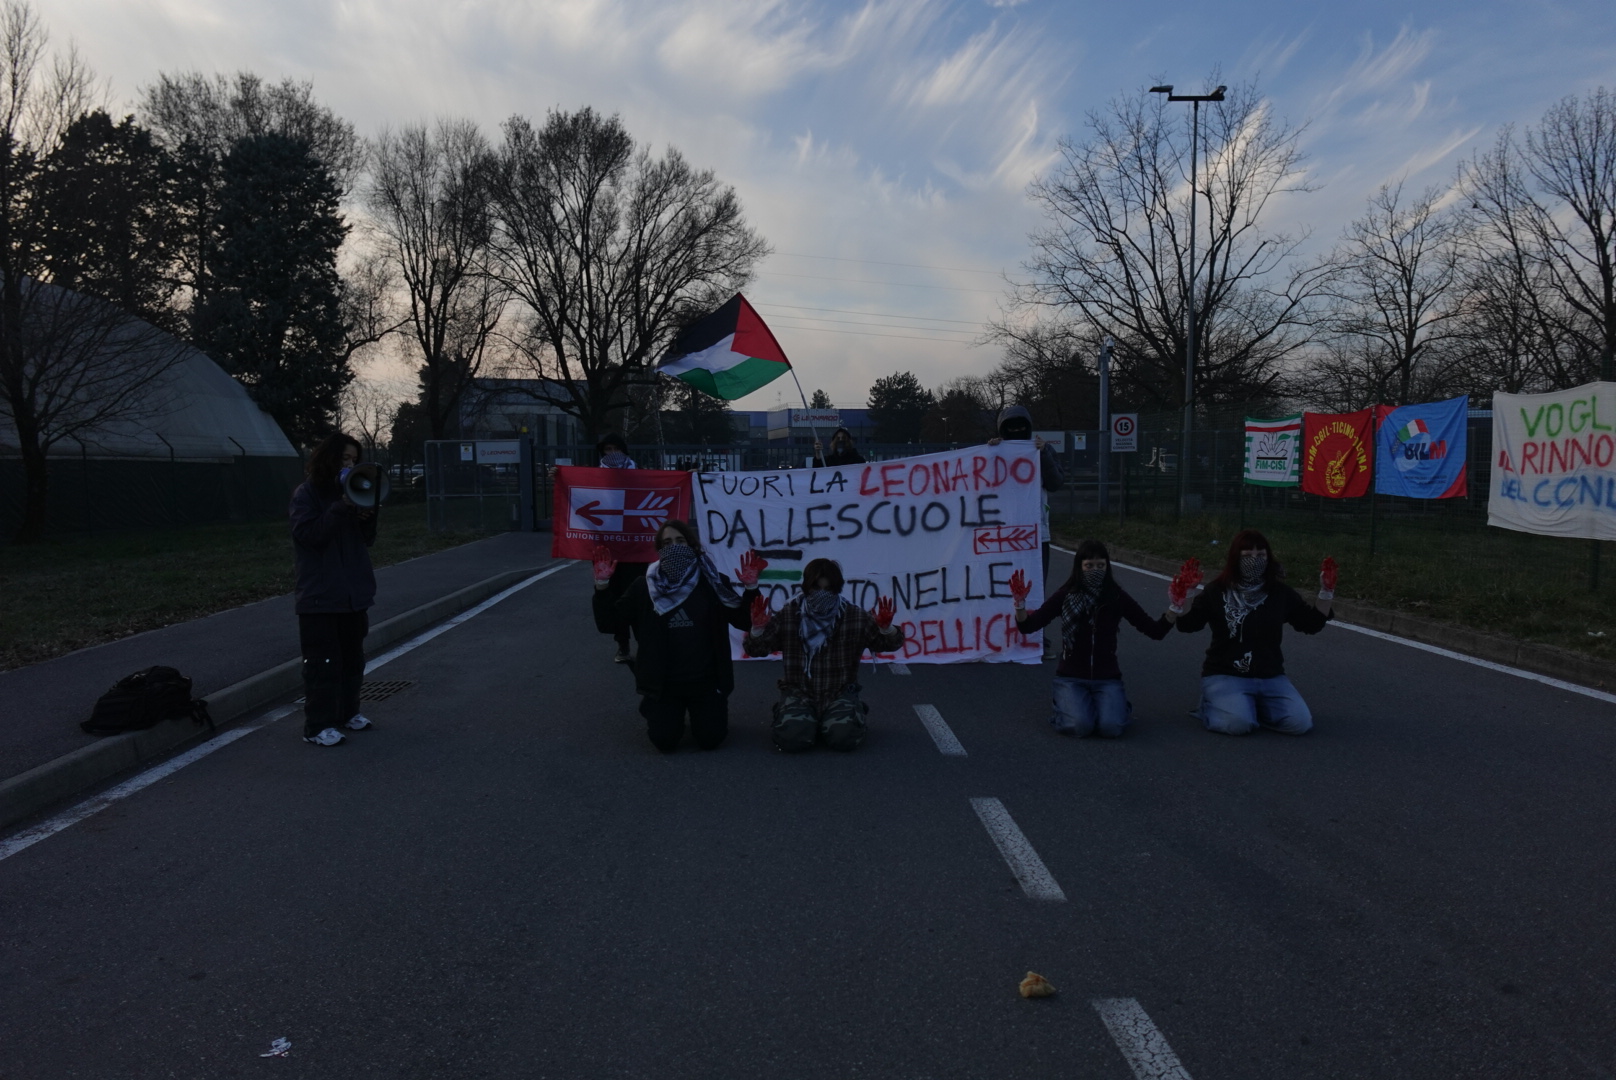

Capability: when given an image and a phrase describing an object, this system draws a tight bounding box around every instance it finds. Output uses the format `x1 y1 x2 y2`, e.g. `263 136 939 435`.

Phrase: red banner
550 466 693 561
1301 409 1374 498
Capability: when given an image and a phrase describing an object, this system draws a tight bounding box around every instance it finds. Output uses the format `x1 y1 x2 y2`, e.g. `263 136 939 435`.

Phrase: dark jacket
1176 581 1331 678
289 480 377 615
597 575 757 697
995 405 1063 492
813 427 866 468
1017 583 1170 680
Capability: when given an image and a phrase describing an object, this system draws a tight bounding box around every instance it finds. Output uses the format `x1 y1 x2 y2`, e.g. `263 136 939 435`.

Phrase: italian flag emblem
657 294 792 400
1395 418 1430 443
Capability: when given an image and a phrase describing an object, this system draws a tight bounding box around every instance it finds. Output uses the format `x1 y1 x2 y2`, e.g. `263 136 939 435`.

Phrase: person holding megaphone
290 432 382 747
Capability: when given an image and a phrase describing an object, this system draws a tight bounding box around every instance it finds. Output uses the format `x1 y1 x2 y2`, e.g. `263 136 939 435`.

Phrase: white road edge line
912 704 966 756
365 560 578 674
0 706 298 863
1052 546 1616 707
889 662 911 675
969 797 1065 901
1092 998 1195 1080
2 561 581 864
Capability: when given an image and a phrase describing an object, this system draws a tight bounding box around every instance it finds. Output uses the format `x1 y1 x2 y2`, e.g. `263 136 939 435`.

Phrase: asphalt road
3 553 1615 1079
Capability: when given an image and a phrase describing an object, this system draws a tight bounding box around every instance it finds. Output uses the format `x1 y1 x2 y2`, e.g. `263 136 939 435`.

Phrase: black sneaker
614 647 630 663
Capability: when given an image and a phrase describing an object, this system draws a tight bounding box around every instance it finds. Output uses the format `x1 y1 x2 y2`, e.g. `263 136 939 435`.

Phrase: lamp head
1149 85 1173 94
1211 85 1227 100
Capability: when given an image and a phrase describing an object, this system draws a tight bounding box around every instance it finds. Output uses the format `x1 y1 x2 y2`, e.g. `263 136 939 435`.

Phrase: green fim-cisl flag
1244 414 1302 486
658 294 791 400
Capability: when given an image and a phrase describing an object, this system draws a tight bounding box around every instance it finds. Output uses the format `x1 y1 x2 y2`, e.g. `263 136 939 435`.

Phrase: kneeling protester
594 521 762 753
744 558 904 752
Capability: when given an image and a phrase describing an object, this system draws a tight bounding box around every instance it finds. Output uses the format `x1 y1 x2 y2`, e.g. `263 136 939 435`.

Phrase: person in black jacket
289 432 378 747
986 405 1064 578
1011 539 1172 737
1169 529 1337 735
812 427 865 468
592 520 763 752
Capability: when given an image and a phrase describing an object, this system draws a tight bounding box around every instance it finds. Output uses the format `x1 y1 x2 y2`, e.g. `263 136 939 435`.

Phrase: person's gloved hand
1319 556 1338 600
749 594 771 634
1168 557 1203 614
592 544 616 589
873 596 896 630
1008 569 1033 610
737 549 768 588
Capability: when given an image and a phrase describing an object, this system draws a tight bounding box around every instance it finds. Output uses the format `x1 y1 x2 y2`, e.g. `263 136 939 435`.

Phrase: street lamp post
1150 83 1225 515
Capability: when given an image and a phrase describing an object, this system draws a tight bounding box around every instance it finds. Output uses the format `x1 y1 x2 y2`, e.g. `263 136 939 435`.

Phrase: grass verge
1054 508 1616 662
1 502 491 670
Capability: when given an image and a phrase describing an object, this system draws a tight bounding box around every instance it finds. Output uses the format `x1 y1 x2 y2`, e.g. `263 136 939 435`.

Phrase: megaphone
340 462 391 508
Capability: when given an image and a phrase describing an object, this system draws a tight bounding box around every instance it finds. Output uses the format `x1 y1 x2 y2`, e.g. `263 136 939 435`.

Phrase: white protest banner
694 445 1044 664
1491 381 1616 539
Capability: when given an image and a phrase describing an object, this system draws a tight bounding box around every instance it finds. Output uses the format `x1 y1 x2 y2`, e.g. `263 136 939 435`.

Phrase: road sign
1112 413 1138 453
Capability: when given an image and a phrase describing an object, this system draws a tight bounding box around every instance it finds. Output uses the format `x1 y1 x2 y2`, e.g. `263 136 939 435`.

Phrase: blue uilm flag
1374 395 1469 498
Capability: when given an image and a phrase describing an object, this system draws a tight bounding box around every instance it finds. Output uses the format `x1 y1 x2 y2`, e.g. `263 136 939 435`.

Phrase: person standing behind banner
592 521 763 753
1009 539 1173 738
1166 529 1337 736
744 559 903 753
985 405 1063 579
812 427 865 468
586 431 646 663
290 432 378 747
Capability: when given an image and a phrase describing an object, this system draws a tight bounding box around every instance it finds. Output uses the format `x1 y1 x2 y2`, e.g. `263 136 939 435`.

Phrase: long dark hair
1215 529 1285 588
1067 538 1118 599
307 432 362 491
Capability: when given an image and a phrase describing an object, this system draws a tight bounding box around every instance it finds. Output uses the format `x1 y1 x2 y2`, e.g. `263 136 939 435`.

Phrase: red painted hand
1178 557 1204 591
1008 569 1033 606
737 549 768 587
591 544 616 584
1320 556 1339 593
1168 557 1203 611
750 594 771 631
873 596 896 630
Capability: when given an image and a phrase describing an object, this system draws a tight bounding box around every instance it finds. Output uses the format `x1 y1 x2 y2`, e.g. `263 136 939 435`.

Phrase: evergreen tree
867 371 934 442
193 134 350 445
809 388 832 409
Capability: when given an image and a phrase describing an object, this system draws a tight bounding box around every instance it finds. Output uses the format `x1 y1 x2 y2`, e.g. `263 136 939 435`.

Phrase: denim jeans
1051 677 1131 738
1195 674 1312 735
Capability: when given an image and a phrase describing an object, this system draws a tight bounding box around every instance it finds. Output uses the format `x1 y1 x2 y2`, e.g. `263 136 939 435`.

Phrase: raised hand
1008 569 1033 608
1320 555 1339 595
873 595 896 630
1167 557 1202 613
749 594 772 633
591 544 616 586
737 549 768 587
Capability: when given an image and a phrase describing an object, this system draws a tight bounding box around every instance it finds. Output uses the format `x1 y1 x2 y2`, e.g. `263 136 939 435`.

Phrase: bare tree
337 375 404 458
1004 79 1326 413
1312 182 1467 406
365 119 506 439
487 108 768 439
1461 89 1616 387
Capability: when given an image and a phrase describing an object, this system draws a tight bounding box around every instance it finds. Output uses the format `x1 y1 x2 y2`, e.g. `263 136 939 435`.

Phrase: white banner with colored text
1491 381 1616 539
693 445 1044 664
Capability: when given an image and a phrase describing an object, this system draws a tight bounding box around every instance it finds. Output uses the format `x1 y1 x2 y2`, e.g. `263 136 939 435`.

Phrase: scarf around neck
799 589 845 665
647 549 742 615
1222 578 1268 639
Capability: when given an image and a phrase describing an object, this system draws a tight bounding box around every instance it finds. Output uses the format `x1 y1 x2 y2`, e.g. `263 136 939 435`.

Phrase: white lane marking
365 561 577 674
913 704 966 756
969 797 1065 901
0 706 297 863
889 662 911 675
1092 998 1195 1080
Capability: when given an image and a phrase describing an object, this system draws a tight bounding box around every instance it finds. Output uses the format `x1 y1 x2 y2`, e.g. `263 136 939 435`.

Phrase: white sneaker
345 714 374 731
303 727 346 746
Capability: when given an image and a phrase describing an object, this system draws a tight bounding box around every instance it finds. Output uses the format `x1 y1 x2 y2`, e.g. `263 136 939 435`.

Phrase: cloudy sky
49 0 1616 411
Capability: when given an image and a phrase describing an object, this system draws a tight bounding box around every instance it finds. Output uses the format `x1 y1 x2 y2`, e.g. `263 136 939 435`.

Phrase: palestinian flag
658 294 791 400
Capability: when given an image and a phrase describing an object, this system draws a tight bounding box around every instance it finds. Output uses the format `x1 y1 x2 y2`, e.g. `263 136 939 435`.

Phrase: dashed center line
969 797 1066 901
888 662 911 675
1092 998 1195 1079
913 704 966 756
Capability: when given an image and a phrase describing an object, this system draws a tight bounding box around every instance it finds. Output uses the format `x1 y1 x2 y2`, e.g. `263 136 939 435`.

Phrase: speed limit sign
1111 413 1138 452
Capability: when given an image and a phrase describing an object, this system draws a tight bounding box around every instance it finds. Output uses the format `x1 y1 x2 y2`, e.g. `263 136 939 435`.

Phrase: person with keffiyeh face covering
592 520 762 752
743 558 904 752
1011 539 1173 737
580 432 645 663
1168 529 1337 735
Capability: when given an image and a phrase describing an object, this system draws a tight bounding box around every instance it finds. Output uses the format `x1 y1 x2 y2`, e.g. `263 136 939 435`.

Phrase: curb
0 566 546 834
1098 544 1616 692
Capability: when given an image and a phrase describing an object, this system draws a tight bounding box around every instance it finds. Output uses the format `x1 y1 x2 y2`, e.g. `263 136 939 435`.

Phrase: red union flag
551 466 693 561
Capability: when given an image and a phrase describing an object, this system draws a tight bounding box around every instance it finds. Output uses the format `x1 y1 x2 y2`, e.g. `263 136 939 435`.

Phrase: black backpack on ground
80 666 212 736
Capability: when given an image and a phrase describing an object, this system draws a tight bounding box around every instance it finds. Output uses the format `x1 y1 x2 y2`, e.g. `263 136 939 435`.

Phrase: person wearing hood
1168 529 1338 735
987 405 1064 578
1010 539 1173 738
592 520 764 752
743 559 903 752
585 432 645 663
812 427 865 468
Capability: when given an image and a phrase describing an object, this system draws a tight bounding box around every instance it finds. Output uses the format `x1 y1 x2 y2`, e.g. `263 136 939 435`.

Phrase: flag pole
787 366 823 464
